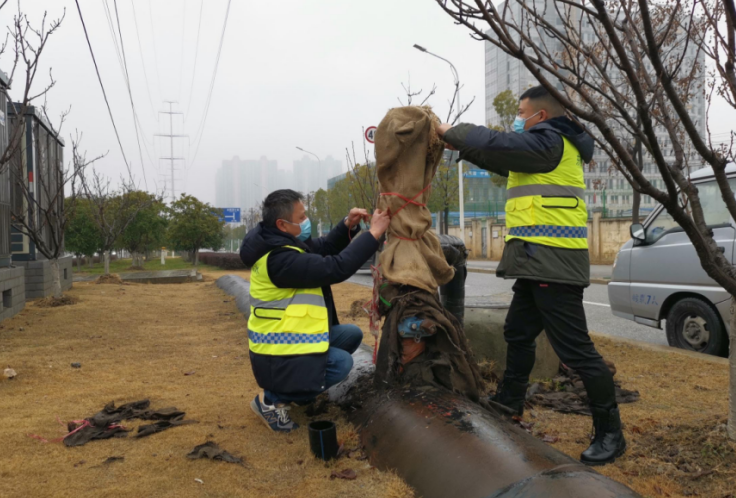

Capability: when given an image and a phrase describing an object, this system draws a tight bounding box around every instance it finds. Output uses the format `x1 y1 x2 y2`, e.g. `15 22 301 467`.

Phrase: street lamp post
296 147 322 235
413 44 464 241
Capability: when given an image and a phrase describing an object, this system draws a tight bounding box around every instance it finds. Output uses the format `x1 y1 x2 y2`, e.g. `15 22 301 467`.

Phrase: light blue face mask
283 217 312 241
513 111 541 134
296 218 312 241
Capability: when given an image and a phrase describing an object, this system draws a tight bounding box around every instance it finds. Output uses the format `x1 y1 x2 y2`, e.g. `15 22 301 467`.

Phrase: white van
608 164 736 356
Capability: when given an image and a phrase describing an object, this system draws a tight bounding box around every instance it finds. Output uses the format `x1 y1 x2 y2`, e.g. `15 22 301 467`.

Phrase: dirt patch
348 300 365 320
35 295 80 308
0 278 413 498
95 274 124 285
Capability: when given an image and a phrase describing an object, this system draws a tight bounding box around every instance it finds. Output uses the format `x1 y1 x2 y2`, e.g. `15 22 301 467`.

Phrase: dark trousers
503 279 615 407
264 324 363 406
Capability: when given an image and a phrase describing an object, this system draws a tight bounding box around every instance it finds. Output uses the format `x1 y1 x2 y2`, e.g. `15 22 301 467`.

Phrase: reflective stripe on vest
505 136 588 250
247 245 329 356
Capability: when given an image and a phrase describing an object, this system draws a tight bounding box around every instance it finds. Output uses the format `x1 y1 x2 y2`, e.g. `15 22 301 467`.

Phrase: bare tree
435 0 736 438
0 4 65 175
10 131 99 299
243 206 261 233
78 169 152 275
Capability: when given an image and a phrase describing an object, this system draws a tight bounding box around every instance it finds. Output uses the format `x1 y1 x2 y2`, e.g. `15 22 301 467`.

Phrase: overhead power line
147 1 163 100
189 0 232 170
178 0 187 102
74 0 134 181
112 0 149 190
185 0 204 120
129 0 158 121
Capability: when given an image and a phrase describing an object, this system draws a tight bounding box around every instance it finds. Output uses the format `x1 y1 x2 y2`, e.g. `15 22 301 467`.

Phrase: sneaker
250 394 298 433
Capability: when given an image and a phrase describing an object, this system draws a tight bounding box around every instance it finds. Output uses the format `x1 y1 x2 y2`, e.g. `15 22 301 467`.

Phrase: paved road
467 260 614 279
349 270 668 347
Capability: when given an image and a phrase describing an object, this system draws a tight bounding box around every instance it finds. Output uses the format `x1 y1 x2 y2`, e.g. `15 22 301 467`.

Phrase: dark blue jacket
444 117 595 287
239 220 379 394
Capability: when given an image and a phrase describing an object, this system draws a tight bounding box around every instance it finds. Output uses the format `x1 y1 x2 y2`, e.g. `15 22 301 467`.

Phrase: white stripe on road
584 301 610 308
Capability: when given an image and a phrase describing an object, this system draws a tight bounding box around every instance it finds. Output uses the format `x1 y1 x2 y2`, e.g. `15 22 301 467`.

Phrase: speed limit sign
365 126 377 144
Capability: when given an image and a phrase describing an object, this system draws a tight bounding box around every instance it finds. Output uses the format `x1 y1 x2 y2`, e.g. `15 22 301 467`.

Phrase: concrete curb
467 267 611 286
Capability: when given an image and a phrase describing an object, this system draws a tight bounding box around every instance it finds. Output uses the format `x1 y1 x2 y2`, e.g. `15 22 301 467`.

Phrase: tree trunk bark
88 256 94 268
76 256 81 272
632 190 641 225
444 208 450 235
729 297 736 440
194 250 199 266
50 258 62 299
104 251 111 275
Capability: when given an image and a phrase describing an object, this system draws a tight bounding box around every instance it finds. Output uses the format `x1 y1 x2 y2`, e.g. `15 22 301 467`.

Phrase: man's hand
369 209 391 240
346 208 370 230
436 123 452 138
436 123 457 151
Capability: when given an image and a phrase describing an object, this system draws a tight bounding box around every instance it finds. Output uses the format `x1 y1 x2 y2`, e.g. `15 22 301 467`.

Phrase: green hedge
198 252 248 270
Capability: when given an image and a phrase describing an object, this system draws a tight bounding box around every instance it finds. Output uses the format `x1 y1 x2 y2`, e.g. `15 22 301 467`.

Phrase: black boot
580 406 627 465
580 374 626 465
489 378 528 416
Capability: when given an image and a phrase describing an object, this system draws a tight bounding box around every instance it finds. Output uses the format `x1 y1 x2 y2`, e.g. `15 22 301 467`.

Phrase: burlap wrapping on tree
375 106 455 292
373 106 483 401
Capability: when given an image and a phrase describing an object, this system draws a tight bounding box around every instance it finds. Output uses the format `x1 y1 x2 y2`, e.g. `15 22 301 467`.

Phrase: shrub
198 252 248 270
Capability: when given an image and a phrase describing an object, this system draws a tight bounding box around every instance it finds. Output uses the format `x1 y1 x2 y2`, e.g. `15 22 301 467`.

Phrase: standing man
437 85 625 466
240 189 390 433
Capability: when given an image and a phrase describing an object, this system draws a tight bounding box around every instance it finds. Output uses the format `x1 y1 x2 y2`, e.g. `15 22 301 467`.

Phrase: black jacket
444 117 594 287
239 220 379 394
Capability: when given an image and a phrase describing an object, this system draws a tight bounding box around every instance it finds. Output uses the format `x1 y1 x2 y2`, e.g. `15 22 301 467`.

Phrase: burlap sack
375 106 455 292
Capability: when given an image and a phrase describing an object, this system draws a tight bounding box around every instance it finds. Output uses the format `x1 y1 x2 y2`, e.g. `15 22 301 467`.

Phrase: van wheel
665 298 727 357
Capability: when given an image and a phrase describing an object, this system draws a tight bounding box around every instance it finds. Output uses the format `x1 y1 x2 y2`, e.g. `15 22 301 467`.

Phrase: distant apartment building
216 155 343 212
485 1 706 218
293 155 343 195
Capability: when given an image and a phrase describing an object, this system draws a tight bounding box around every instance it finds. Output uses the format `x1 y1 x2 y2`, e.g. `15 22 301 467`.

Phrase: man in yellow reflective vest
437 86 625 466
240 189 390 432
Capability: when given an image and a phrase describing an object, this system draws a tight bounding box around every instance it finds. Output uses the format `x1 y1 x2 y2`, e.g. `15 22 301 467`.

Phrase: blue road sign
221 208 241 223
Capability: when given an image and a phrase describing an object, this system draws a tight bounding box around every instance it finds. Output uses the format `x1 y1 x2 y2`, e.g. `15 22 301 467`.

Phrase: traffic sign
220 208 241 223
365 126 377 144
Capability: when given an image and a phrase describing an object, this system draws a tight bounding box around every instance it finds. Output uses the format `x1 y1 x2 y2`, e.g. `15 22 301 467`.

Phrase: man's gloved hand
369 209 391 240
346 208 371 230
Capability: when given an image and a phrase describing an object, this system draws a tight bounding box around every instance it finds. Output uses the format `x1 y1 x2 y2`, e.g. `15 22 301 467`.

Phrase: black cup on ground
308 420 338 461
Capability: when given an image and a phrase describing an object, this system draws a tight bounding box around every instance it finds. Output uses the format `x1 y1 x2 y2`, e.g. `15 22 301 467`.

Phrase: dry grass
0 271 412 498
7 266 733 498
528 334 736 498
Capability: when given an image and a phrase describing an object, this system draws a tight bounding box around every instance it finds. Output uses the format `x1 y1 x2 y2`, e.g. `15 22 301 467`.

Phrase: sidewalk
467 260 612 284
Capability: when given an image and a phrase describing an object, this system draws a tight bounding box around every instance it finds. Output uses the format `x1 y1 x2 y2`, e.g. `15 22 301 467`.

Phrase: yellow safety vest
247 245 330 356
505 136 588 249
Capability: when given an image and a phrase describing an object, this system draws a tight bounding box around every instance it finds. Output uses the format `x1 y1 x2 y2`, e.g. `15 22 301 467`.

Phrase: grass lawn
0 270 410 498
74 257 218 275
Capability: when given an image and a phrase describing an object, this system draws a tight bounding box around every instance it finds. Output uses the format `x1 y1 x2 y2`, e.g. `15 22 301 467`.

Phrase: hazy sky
1 1 732 206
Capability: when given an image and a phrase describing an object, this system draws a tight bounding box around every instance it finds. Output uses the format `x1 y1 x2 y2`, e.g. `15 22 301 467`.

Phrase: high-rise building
215 156 284 212
484 2 706 218
292 155 343 194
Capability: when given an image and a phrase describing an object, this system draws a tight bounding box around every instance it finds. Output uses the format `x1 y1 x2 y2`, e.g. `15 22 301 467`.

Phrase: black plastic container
308 420 338 461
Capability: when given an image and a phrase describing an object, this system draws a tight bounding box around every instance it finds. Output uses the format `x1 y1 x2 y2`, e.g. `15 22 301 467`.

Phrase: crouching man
239 189 390 432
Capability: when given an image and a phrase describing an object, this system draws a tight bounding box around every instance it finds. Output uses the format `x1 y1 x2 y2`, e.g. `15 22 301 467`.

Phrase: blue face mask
281 217 312 241
296 218 311 241
513 111 541 134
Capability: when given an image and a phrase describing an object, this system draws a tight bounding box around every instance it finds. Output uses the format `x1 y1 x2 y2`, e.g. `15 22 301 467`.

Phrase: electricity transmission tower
155 101 188 203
